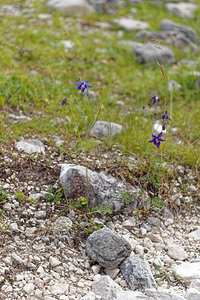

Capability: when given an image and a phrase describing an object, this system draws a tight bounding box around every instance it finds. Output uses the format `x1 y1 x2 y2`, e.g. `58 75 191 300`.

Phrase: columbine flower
148 132 166 148
162 111 171 120
73 78 93 96
61 97 67 105
150 91 160 105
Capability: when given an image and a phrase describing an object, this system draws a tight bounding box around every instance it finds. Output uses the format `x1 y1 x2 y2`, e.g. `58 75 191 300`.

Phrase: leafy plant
0 187 9 218
45 187 64 203
116 190 135 205
15 192 26 202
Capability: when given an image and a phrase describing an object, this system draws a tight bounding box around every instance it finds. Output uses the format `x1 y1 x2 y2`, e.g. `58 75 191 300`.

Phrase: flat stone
86 227 131 268
80 291 96 300
52 216 73 232
114 290 148 300
161 19 199 43
133 42 175 65
166 3 197 18
188 228 200 241
122 216 136 227
120 255 157 290
89 120 122 138
11 253 24 265
113 17 149 31
47 0 95 16
186 288 200 300
173 262 200 285
92 275 122 299
145 289 186 300
49 256 62 267
168 244 188 261
23 283 35 294
16 138 45 154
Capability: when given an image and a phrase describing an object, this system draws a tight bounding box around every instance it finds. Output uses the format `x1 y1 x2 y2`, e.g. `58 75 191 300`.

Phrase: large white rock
186 288 200 300
89 120 122 138
114 290 148 300
47 0 95 16
168 244 188 261
92 275 122 299
188 228 200 241
173 262 200 285
16 138 45 154
113 17 149 31
166 3 197 18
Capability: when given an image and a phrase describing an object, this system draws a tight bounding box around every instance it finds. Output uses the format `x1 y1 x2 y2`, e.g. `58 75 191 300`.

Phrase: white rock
61 40 75 50
16 138 45 154
173 262 200 285
188 228 200 240
3 203 12 210
92 275 122 299
49 256 62 267
37 13 52 19
186 288 200 300
91 264 101 275
47 0 95 16
49 282 69 294
190 279 200 291
53 216 73 231
89 120 122 138
9 222 19 231
25 227 37 236
122 216 136 227
114 290 148 300
135 244 144 255
113 17 149 31
80 291 96 300
168 244 188 261
35 210 46 218
11 253 24 265
23 283 35 294
166 3 197 18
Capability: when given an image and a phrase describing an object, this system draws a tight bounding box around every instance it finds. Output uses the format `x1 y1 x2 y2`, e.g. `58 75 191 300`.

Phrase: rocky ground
0 137 200 300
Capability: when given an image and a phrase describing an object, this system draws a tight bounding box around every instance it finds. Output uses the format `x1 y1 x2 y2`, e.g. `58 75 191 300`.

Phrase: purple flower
162 111 171 120
73 78 93 96
61 97 67 105
149 132 166 148
150 91 160 105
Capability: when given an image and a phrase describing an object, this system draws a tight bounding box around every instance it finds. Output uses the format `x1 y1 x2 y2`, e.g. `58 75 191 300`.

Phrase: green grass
0 0 200 168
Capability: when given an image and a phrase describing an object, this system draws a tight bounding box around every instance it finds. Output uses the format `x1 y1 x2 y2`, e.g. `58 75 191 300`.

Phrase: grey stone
59 164 136 212
86 228 131 268
120 255 157 290
173 262 200 285
122 216 136 227
11 253 24 265
114 290 148 300
89 120 122 138
133 42 175 65
104 267 120 279
16 138 45 154
168 80 181 92
49 256 62 267
47 0 95 16
113 17 149 31
136 29 198 52
23 283 35 294
53 216 73 232
166 3 197 18
92 275 122 299
35 210 46 218
88 0 120 13
161 19 199 43
145 289 186 300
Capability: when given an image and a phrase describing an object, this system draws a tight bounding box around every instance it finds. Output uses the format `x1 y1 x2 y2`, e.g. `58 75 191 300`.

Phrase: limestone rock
161 19 199 43
89 120 122 138
16 138 45 154
113 17 149 31
173 262 200 285
166 3 197 18
114 290 148 300
86 228 131 268
92 275 122 299
188 228 200 240
133 42 175 65
59 164 137 212
145 290 186 300
47 0 95 16
120 255 157 290
168 244 188 261
168 80 181 92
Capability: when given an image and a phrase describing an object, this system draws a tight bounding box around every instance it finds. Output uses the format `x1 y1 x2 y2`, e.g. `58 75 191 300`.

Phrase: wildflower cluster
61 77 93 105
148 92 171 148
